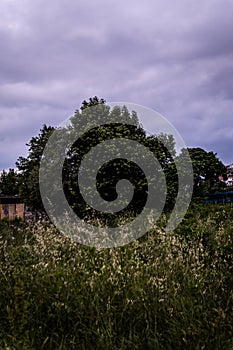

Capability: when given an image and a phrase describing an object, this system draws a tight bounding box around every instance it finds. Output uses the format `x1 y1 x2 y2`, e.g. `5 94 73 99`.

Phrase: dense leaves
15 125 55 211
186 147 227 197
0 168 20 195
63 101 178 223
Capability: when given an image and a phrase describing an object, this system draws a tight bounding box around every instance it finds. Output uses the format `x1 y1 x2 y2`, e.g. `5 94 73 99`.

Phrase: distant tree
178 147 227 198
0 168 20 195
80 96 106 110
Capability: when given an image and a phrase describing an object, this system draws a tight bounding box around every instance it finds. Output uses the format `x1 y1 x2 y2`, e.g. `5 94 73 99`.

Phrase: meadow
0 204 232 349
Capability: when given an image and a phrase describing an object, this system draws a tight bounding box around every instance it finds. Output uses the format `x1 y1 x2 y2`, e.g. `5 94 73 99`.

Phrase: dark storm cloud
0 0 233 170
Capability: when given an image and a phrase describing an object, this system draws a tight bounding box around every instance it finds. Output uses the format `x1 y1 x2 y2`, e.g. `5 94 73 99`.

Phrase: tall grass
0 204 232 349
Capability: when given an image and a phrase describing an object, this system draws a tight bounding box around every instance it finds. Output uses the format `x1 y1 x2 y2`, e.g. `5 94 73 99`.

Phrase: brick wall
0 203 24 220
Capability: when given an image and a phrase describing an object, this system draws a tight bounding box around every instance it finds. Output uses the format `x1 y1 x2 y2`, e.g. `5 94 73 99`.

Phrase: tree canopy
0 168 20 196
15 125 55 211
178 147 227 198
58 99 177 223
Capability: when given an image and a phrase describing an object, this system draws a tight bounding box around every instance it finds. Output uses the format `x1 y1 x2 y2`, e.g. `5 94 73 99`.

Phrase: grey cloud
0 0 233 170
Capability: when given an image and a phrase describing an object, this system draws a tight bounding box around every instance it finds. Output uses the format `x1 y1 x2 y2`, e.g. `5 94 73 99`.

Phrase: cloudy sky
1 0 233 170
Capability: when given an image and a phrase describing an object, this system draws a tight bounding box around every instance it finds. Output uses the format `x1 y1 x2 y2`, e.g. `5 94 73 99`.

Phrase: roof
0 195 23 204
208 191 233 197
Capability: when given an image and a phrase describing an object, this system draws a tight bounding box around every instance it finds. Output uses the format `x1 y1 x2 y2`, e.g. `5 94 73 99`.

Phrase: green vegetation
0 203 232 349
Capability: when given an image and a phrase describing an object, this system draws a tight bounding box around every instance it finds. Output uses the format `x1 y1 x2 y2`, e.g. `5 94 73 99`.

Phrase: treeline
0 97 227 217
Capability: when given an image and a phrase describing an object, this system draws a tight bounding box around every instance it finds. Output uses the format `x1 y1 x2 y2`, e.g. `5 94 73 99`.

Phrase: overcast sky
1 0 233 170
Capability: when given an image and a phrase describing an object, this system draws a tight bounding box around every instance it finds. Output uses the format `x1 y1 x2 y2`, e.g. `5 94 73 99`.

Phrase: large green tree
63 98 177 223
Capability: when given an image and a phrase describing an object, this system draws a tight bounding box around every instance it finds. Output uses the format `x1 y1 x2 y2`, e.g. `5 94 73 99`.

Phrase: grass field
0 204 232 349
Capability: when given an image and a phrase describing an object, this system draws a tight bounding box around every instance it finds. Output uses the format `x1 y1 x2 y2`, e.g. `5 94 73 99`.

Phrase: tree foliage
16 125 55 211
178 147 227 198
62 99 178 224
0 168 20 195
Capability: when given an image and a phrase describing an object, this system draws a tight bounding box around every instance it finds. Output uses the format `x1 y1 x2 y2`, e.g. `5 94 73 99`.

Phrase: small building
0 195 24 220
